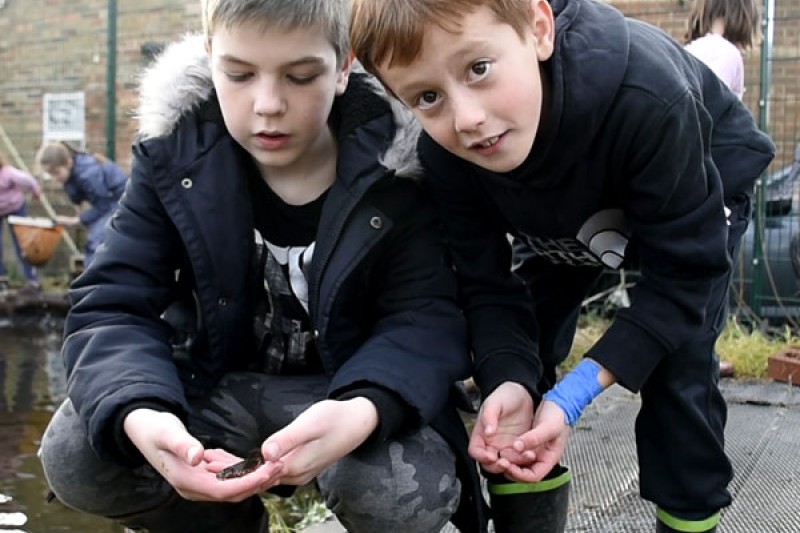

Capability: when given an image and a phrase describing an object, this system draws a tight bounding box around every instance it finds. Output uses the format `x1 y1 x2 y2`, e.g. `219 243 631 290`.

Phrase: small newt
216 449 265 480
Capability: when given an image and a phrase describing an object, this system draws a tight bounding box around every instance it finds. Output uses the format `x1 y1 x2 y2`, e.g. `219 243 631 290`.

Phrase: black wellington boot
656 508 719 533
118 493 268 533
488 465 571 533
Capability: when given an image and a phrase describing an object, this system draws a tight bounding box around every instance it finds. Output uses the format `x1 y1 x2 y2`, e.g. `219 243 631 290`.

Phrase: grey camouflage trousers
39 372 461 532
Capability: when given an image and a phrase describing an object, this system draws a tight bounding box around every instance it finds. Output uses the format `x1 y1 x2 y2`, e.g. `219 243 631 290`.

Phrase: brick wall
2 0 796 171
0 0 199 174
0 0 797 276
0 0 199 275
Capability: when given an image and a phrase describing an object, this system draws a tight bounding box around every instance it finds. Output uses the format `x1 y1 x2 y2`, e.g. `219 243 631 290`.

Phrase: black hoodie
419 0 775 395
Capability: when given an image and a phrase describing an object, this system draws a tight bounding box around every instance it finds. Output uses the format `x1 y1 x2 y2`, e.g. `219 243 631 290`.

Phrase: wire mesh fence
735 0 800 328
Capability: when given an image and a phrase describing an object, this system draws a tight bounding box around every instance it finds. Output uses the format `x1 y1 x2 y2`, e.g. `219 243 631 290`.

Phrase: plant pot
767 346 800 385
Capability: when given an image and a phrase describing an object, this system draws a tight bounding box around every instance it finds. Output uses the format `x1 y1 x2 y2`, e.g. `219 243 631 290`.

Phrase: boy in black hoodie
351 0 775 531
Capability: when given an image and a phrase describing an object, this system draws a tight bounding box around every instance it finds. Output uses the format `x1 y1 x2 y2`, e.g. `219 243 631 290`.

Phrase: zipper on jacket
309 173 393 364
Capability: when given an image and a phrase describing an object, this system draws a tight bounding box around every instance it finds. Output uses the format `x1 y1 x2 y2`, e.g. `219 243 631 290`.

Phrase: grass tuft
262 485 332 532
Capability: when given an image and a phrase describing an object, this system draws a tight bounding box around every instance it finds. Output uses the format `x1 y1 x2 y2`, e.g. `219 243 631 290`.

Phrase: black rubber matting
564 381 800 532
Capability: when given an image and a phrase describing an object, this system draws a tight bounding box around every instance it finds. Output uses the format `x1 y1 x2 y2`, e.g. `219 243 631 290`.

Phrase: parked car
732 143 800 323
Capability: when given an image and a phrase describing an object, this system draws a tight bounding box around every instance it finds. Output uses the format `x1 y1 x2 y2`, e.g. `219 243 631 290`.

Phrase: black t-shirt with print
248 173 413 442
249 174 327 374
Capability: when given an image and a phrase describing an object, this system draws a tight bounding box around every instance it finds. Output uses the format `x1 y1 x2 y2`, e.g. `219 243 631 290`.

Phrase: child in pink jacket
685 0 761 100
0 152 42 290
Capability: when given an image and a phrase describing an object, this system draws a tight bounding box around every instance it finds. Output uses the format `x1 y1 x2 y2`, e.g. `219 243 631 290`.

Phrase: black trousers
511 194 750 519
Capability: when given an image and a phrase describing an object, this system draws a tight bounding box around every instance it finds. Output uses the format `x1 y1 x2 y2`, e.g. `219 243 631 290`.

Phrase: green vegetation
715 319 800 378
262 485 332 532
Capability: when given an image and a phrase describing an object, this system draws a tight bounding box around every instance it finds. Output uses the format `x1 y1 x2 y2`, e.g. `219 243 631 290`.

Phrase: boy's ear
530 0 555 61
335 51 356 96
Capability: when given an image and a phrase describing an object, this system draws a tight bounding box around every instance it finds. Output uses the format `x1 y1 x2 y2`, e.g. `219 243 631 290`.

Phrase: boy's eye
288 74 319 85
467 60 491 82
225 71 253 82
416 91 441 110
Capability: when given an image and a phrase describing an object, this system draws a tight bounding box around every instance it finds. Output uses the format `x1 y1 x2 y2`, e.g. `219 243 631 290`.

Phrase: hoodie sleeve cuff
335 386 415 444
585 318 669 392
109 400 181 466
473 352 542 402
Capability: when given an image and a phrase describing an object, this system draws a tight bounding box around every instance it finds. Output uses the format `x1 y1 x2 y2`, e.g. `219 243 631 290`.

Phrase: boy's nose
452 97 486 133
253 86 286 116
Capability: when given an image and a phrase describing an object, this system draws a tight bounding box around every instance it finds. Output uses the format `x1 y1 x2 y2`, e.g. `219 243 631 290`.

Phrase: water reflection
0 319 121 532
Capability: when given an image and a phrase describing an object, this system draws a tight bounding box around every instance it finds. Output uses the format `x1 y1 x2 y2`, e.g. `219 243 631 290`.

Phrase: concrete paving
302 378 800 532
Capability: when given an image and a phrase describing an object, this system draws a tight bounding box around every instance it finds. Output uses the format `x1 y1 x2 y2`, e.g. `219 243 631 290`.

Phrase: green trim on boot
656 508 719 532
488 466 571 533
488 467 572 495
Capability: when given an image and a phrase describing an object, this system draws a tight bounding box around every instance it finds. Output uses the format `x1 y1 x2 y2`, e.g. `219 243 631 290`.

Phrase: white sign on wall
43 92 85 149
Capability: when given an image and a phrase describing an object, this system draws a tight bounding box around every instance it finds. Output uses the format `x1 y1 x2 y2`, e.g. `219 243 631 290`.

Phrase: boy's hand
468 381 534 474
260 398 379 486
124 408 283 501
500 400 571 483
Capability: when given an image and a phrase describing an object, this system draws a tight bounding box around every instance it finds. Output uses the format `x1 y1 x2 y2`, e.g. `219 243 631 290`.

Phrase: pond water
0 317 121 533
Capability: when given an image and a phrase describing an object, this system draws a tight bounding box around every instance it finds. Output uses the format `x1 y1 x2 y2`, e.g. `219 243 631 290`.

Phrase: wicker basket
7 216 65 267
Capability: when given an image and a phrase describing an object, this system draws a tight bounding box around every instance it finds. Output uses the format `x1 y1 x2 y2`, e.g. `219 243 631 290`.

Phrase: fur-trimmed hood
136 34 421 177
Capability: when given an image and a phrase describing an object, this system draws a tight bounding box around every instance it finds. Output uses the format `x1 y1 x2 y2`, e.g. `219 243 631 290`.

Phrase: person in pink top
0 151 42 291
685 0 761 100
685 0 761 378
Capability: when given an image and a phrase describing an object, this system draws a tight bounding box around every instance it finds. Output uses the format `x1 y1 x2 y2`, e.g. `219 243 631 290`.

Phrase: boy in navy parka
38 1 487 532
351 0 775 531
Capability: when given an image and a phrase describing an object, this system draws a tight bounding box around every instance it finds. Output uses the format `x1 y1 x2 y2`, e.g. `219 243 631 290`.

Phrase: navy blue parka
64 152 127 227
61 35 486 532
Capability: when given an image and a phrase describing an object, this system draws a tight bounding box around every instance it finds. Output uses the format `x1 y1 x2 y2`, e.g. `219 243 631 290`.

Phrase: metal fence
736 0 800 326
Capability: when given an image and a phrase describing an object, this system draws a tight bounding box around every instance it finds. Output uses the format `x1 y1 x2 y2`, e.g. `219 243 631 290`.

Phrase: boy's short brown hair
351 0 533 76
203 0 351 65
